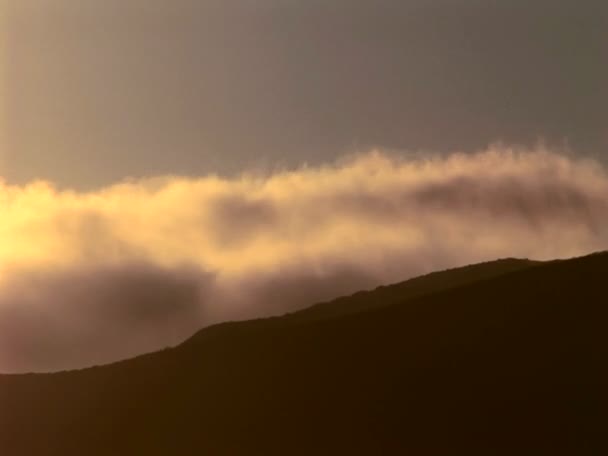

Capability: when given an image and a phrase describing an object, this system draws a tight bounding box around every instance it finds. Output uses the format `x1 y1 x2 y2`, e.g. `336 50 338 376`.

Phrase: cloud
0 146 607 372
0 263 211 372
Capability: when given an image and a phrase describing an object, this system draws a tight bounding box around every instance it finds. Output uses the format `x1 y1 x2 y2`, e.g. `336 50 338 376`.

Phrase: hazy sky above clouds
2 0 606 188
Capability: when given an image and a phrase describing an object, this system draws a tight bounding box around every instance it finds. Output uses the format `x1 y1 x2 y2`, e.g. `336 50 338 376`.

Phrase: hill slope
288 257 538 322
0 253 606 455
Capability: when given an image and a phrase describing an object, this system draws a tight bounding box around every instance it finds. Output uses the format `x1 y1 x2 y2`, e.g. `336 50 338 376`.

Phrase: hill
0 253 606 455
288 257 538 322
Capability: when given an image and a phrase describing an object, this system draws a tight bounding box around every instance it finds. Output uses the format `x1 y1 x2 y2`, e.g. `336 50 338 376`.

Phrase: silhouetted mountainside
288 257 538 322
1 253 606 455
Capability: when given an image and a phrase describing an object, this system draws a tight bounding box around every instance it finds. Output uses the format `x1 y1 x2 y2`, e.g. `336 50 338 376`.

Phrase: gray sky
2 0 606 189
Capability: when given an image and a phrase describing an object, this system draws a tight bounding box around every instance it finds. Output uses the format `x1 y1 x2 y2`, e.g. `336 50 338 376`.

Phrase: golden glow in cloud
0 146 607 372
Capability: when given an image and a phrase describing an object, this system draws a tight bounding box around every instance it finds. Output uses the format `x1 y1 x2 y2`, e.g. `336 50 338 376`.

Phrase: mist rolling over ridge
0 147 607 372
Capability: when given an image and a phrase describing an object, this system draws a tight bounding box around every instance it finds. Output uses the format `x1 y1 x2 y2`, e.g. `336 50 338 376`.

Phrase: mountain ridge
1 252 606 455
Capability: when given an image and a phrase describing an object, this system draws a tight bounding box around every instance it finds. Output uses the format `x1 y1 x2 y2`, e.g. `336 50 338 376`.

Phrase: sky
2 0 607 188
0 1 606 372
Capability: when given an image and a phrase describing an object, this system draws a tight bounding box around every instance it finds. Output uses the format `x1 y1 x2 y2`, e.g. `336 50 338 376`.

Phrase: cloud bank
1 146 607 372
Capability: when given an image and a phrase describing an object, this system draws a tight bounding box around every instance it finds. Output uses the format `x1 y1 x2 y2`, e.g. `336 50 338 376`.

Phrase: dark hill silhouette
288 257 538 322
0 253 606 455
